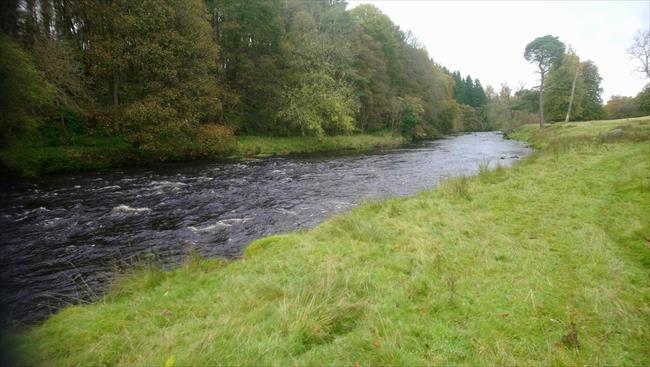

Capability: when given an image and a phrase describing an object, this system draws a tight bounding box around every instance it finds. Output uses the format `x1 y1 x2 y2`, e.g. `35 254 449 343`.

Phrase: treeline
603 88 650 119
1 0 493 158
447 70 489 131
449 72 487 108
1 0 228 155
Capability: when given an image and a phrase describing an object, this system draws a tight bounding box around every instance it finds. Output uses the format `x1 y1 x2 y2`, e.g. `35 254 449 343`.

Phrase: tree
499 83 513 120
627 29 649 80
275 71 358 136
577 60 604 120
544 52 584 122
350 4 405 91
0 1 90 144
482 82 538 132
0 0 472 149
451 71 467 105
565 54 580 122
399 46 456 135
544 52 604 122
31 37 90 145
400 96 424 137
464 75 474 105
349 3 456 136
636 85 650 115
275 8 358 136
80 0 220 129
513 88 539 114
604 95 642 119
352 26 392 131
471 78 487 107
204 0 285 133
78 0 132 108
524 35 565 127
449 71 486 108
0 35 55 145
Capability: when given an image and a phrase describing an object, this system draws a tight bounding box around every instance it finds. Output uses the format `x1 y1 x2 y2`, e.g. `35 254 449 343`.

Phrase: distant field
5 117 649 366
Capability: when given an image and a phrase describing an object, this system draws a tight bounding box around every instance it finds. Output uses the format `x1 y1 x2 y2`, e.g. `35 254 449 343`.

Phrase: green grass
233 133 405 158
509 116 650 150
0 135 137 176
6 118 650 366
0 133 405 176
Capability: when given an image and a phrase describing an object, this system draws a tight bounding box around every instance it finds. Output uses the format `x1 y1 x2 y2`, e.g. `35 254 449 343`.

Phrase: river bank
1 132 527 326
0 133 406 177
5 117 650 366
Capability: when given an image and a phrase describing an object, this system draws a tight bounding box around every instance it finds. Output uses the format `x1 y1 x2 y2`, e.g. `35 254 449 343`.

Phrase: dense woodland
0 0 644 164
0 0 465 154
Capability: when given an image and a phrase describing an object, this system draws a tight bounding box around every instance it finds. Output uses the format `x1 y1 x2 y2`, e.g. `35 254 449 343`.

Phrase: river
0 132 530 326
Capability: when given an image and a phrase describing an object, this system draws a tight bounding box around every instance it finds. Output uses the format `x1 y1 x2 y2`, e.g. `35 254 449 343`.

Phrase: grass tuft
444 176 472 201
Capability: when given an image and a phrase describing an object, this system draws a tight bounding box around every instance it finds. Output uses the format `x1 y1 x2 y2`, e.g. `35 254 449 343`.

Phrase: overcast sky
347 0 649 101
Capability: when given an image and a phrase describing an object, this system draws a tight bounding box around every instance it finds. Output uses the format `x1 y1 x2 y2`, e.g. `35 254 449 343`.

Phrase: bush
195 124 236 155
455 104 481 132
134 120 234 160
604 95 643 119
123 101 178 134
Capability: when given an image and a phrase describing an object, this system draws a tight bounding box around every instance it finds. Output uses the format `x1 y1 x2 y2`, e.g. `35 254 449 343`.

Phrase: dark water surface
0 132 530 326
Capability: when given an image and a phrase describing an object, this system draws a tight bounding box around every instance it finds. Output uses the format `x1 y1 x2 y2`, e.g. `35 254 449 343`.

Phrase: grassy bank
6 118 650 366
0 133 406 177
233 134 407 158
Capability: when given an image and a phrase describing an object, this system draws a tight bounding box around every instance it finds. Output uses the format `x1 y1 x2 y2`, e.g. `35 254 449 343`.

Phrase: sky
347 0 649 101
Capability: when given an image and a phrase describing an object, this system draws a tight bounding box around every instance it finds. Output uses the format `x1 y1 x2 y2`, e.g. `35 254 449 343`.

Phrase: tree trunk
539 70 545 128
565 62 579 123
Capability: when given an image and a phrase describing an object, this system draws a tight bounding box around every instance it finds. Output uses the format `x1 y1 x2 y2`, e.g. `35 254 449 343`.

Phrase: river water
0 132 530 326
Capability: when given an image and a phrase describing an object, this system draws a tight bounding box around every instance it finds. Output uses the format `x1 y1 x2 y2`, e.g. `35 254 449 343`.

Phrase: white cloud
348 0 649 101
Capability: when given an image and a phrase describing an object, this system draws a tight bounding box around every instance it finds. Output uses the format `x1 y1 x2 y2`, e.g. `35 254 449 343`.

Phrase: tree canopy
524 35 566 74
1 1 484 148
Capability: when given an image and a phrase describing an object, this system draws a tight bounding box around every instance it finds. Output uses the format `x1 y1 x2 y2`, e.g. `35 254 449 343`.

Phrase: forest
0 0 641 174
1 0 461 163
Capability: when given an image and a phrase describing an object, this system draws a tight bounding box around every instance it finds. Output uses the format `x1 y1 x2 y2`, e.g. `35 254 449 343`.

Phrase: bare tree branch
627 29 650 80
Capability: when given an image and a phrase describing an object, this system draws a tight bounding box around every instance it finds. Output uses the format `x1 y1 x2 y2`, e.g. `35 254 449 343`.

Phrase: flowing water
0 132 530 326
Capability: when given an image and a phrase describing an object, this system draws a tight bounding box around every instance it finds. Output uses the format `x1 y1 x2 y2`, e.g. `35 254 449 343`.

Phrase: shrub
123 100 178 134
134 120 234 160
195 124 236 155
